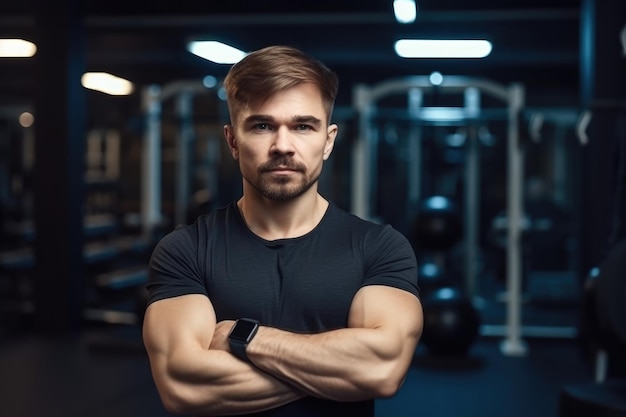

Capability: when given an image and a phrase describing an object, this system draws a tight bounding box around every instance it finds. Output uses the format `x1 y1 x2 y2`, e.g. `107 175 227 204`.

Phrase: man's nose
271 126 295 154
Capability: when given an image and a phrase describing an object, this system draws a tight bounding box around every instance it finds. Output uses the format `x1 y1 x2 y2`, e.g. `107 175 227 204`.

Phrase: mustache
259 157 305 172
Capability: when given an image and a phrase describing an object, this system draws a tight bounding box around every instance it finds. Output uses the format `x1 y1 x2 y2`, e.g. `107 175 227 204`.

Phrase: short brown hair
223 45 339 124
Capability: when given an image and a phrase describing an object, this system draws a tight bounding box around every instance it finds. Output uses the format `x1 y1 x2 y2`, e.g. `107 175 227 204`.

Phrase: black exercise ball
412 196 463 252
579 240 626 377
592 239 626 357
418 261 455 298
421 286 481 356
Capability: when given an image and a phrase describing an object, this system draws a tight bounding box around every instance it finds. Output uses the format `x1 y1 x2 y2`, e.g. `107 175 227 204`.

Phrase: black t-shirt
147 201 419 416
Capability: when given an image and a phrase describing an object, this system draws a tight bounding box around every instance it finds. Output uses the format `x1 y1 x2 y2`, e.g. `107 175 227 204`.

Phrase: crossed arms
142 285 423 416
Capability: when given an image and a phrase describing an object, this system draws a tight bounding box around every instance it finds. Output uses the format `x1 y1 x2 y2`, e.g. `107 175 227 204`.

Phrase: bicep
143 294 217 365
348 285 423 351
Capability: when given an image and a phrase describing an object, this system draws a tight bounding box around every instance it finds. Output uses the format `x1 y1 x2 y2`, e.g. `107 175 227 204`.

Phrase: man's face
225 83 337 201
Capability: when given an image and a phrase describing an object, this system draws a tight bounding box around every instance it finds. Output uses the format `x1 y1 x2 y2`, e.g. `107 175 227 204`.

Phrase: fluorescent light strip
0 40 132 95
81 72 134 96
395 39 492 58
393 0 417 24
0 39 37 57
187 41 246 64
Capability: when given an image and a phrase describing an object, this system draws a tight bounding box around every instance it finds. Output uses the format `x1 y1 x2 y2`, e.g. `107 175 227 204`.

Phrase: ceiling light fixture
81 72 134 96
395 39 493 58
0 39 37 58
393 0 417 24
187 41 246 64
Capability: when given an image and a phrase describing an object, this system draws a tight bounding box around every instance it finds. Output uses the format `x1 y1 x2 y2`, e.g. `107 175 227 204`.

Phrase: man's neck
237 192 329 241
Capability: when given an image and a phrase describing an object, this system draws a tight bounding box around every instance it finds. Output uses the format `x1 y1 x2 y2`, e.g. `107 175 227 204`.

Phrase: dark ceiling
1 0 583 125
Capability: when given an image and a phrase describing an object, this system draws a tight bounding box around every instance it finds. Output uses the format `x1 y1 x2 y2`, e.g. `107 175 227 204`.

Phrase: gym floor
0 323 593 417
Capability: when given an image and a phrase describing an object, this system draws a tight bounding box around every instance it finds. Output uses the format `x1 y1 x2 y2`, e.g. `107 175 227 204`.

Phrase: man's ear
323 123 338 161
224 124 239 159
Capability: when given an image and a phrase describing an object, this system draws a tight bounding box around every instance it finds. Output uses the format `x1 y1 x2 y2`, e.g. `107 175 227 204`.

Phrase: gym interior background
1 1 625 416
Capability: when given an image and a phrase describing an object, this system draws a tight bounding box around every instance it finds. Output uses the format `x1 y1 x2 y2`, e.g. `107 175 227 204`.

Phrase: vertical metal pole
595 349 608 383
352 84 372 220
175 91 194 226
86 129 102 180
141 85 162 239
464 87 481 300
407 88 423 222
369 124 380 221
501 83 528 356
104 130 120 180
22 119 35 219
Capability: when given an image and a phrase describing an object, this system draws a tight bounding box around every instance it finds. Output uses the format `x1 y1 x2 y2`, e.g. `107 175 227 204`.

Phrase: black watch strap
230 339 249 362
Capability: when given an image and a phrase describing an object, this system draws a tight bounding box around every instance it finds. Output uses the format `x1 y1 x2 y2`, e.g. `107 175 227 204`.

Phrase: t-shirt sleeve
363 224 420 299
145 225 208 306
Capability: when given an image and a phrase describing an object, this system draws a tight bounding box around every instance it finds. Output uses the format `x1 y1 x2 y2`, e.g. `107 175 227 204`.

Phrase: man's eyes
251 124 313 131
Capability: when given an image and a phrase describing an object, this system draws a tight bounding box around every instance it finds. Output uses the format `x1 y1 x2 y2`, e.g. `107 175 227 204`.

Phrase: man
142 45 423 417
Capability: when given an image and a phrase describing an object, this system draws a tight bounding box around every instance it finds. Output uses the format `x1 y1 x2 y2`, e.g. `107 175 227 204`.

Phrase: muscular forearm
245 325 415 402
151 344 305 415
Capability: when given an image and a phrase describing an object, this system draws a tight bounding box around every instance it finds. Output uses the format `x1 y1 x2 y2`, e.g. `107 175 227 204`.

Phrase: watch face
230 319 259 342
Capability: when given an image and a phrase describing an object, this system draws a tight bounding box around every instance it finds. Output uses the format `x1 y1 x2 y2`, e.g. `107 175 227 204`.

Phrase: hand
210 319 236 351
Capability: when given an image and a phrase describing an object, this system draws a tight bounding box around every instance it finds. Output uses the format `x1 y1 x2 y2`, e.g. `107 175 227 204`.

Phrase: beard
242 156 321 201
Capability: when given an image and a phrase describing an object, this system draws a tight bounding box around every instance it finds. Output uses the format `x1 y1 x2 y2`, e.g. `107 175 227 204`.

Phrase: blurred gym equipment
421 286 482 356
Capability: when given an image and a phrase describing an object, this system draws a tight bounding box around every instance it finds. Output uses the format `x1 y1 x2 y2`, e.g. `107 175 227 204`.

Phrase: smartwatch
228 318 260 362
